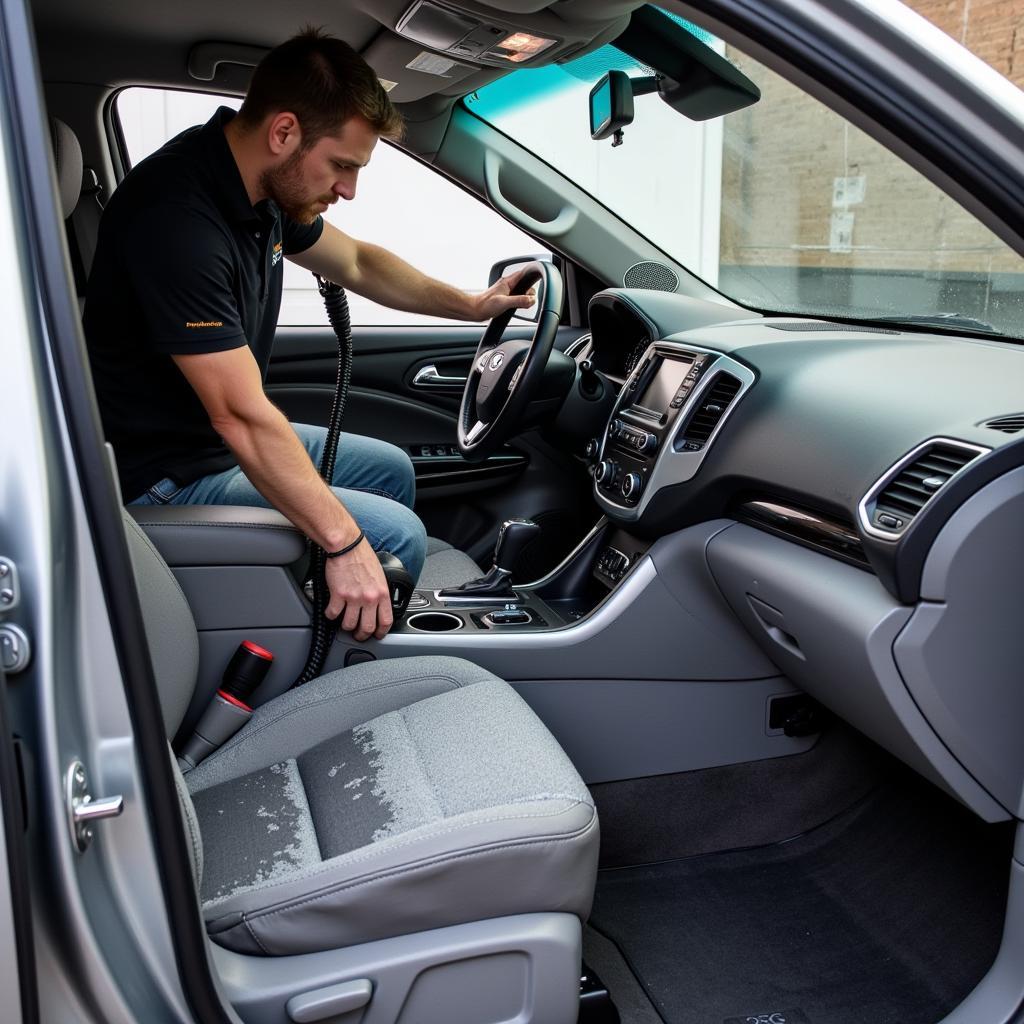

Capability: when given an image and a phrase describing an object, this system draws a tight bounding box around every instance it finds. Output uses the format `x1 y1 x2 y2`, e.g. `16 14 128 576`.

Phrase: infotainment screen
635 356 693 414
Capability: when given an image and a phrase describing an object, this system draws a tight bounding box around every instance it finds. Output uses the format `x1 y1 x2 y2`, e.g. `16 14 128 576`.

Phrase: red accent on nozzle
220 642 275 704
217 689 253 712
241 641 274 661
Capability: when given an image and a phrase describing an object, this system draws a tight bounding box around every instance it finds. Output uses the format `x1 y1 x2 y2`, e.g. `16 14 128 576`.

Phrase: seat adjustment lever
287 979 373 1022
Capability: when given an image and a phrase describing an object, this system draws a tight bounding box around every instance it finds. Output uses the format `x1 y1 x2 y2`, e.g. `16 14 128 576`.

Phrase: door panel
267 322 593 568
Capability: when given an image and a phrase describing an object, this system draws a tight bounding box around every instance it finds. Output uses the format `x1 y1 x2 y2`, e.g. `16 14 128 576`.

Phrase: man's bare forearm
287 223 534 323
212 402 358 551
351 242 478 319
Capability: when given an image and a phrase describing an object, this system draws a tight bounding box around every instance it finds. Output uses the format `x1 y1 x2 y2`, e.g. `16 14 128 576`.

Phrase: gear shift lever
437 518 540 599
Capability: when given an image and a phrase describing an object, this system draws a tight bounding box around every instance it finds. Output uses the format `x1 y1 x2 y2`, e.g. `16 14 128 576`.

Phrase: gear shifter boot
437 518 540 599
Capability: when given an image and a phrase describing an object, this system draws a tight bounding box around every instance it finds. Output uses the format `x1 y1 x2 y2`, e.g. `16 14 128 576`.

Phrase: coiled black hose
291 274 353 687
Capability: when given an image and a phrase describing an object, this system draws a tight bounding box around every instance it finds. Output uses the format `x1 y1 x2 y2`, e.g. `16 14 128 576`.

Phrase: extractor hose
291 275 353 687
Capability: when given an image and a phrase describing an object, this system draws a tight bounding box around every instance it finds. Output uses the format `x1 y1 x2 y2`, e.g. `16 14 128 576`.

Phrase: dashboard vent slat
681 373 742 443
873 442 982 524
983 414 1024 434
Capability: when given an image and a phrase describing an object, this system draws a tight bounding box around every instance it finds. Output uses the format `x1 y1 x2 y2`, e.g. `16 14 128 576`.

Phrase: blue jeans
129 424 427 582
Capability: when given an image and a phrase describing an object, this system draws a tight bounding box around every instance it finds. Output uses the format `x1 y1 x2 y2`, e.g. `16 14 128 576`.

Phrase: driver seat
50 117 484 590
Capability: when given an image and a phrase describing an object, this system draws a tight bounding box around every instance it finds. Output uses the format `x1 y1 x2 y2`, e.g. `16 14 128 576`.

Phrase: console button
597 547 631 582
485 608 532 625
584 437 600 459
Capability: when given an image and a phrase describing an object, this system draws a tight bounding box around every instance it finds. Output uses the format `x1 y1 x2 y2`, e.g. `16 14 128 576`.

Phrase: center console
593 342 755 520
389 521 651 635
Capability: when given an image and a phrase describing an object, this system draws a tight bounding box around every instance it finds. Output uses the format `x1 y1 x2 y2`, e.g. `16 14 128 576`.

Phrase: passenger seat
124 508 598 1015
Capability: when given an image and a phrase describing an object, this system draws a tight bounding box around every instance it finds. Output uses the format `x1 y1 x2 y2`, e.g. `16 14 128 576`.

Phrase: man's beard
260 151 328 224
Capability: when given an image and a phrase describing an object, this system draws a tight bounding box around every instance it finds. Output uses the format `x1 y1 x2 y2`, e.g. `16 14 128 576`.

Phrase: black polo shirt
84 107 323 501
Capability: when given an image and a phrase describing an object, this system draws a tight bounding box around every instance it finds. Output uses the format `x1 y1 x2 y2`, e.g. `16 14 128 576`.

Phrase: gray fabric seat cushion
185 655 598 956
420 536 482 588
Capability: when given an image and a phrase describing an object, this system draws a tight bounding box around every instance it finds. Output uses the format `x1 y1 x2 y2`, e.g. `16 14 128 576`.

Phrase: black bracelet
324 529 365 559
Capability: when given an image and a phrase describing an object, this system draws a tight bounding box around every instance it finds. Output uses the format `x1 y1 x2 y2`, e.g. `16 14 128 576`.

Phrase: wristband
325 529 365 559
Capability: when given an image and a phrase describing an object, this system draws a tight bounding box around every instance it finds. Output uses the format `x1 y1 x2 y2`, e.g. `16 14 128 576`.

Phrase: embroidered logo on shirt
185 320 224 328
272 241 284 267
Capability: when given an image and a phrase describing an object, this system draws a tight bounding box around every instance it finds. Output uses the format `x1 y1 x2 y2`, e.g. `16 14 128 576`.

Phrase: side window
115 87 549 326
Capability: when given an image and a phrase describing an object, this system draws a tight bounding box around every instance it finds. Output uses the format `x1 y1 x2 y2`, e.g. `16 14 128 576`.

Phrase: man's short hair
238 27 403 145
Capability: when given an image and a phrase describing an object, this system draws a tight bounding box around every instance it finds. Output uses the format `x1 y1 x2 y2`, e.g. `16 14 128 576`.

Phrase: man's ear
267 112 301 157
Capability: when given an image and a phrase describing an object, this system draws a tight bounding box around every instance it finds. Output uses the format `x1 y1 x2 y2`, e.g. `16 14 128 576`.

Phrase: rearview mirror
590 9 760 145
589 70 634 141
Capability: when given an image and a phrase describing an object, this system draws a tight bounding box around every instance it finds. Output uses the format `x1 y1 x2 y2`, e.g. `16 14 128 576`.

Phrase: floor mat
590 776 1012 1024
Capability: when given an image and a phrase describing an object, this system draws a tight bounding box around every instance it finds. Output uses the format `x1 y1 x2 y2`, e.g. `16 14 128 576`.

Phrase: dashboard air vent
983 414 1024 434
861 439 988 538
876 445 976 518
680 373 742 445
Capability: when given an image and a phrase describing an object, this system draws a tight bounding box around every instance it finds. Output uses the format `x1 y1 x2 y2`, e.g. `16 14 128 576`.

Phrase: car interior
16 0 1024 1022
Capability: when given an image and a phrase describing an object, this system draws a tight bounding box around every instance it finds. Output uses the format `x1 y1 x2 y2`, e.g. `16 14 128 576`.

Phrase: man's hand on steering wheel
458 261 564 462
470 268 538 320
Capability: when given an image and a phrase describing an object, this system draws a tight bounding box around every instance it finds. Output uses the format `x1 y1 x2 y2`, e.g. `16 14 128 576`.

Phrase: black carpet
591 726 891 869
590 776 1012 1024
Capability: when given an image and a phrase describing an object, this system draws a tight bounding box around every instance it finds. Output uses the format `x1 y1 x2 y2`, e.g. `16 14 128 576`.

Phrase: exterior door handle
412 364 468 389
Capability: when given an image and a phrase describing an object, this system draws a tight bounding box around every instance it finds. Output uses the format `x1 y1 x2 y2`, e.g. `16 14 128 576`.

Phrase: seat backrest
122 511 199 739
49 116 83 220
49 116 105 298
122 513 206 887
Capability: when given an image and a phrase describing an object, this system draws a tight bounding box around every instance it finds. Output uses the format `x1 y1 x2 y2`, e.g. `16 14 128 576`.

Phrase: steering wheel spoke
465 420 489 445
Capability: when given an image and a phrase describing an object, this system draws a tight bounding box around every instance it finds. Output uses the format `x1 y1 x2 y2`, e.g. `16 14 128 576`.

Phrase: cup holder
406 611 465 633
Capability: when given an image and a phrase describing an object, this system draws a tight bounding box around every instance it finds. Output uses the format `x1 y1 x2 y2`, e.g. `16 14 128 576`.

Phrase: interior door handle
412 365 467 389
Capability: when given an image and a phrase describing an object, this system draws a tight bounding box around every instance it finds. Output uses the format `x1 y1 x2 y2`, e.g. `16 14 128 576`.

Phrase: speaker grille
623 262 679 292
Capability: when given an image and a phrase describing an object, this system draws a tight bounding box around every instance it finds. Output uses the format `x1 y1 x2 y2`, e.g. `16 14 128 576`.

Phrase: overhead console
397 1 561 66
594 340 754 520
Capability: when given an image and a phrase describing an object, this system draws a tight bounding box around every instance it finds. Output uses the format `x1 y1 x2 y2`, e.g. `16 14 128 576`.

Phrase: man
84 28 532 644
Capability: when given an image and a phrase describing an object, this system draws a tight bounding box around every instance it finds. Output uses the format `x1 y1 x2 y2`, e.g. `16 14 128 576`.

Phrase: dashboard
571 289 1024 823
578 289 1024 605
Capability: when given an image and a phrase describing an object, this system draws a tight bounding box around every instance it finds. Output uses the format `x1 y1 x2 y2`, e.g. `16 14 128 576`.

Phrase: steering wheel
458 260 563 462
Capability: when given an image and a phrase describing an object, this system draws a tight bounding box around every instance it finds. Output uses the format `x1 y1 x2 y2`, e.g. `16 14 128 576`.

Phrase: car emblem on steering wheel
489 352 505 371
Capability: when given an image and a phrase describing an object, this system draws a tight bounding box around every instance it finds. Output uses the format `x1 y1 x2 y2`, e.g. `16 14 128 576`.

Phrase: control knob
622 473 643 500
607 419 624 439
584 437 600 460
595 460 616 485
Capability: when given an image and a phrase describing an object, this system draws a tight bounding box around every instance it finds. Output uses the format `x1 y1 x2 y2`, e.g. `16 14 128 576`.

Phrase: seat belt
67 166 104 299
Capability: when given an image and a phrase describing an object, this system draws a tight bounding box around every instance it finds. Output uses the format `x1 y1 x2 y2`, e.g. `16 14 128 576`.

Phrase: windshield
465 7 1024 339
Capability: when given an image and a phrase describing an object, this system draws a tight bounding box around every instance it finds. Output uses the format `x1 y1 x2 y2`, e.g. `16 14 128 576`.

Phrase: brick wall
719 0 1024 291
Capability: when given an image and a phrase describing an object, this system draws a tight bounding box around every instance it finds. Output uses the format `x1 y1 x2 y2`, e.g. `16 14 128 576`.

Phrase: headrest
49 117 84 220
